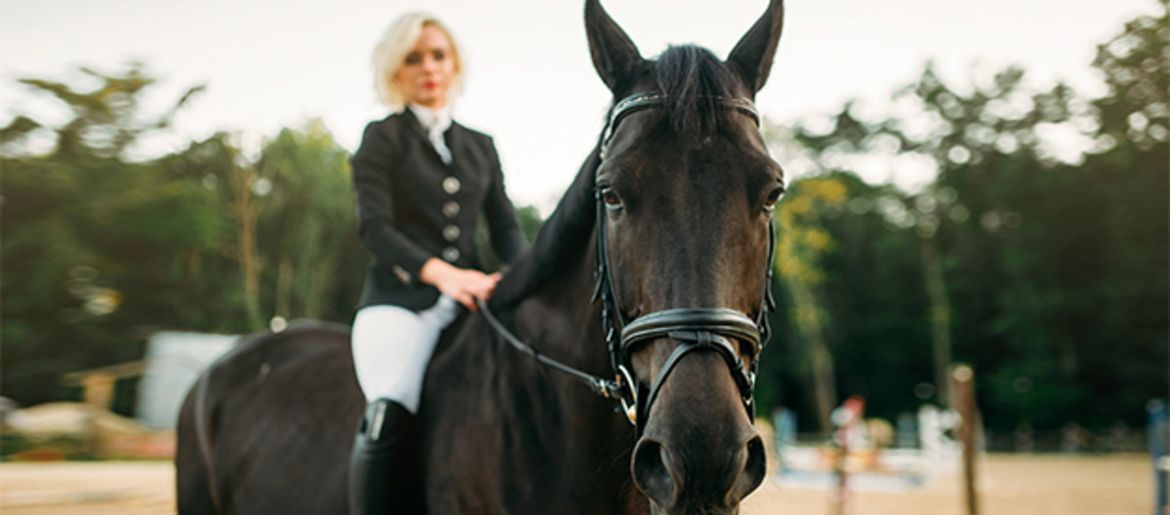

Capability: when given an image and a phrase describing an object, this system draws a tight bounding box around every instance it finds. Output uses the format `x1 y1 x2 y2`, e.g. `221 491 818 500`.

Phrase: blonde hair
371 12 464 108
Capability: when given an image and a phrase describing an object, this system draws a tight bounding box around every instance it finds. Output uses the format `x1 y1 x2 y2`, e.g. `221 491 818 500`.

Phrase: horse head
585 1 785 512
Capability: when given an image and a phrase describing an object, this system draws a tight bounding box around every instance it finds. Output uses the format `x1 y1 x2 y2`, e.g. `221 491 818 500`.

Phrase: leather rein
477 92 776 434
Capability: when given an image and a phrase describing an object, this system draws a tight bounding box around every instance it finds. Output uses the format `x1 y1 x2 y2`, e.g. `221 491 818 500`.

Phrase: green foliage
0 65 362 405
2 65 218 403
254 121 367 321
759 173 932 431
514 205 543 243
758 2 1168 433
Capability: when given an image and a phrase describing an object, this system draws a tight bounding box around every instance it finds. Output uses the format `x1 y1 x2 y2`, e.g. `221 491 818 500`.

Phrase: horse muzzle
629 350 767 514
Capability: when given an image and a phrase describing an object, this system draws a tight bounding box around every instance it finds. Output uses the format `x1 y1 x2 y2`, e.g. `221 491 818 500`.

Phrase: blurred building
135 331 237 429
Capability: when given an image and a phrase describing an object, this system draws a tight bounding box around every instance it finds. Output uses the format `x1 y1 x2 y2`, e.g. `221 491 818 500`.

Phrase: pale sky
1 0 1158 214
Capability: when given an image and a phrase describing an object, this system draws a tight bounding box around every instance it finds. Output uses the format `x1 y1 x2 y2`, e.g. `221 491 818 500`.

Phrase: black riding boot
349 398 420 515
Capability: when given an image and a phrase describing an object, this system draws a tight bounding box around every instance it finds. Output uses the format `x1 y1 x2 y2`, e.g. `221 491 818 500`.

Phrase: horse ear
726 0 785 94
585 0 644 93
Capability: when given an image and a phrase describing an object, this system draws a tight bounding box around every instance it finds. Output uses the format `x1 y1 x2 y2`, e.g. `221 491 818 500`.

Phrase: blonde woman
348 12 525 514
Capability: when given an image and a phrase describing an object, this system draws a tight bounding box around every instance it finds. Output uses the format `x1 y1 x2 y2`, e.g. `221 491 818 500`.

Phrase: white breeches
351 296 459 413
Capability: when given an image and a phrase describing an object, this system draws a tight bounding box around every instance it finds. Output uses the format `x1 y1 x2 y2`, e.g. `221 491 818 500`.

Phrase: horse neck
503 237 642 509
514 239 608 375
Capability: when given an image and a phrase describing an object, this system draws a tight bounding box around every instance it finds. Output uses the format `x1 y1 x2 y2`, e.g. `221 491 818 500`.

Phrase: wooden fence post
951 365 979 515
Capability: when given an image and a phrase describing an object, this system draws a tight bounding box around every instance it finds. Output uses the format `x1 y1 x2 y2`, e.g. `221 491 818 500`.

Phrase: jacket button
442 225 461 241
442 176 461 194
442 247 461 262
442 201 460 218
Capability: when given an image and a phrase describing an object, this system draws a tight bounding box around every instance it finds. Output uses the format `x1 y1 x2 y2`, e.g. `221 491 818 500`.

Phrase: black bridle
479 91 776 434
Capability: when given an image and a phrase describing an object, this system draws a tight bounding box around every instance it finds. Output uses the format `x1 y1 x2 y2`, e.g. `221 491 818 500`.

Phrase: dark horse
176 1 787 513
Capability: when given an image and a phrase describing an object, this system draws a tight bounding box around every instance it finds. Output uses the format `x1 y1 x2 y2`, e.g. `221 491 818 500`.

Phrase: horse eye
601 189 622 210
763 186 783 212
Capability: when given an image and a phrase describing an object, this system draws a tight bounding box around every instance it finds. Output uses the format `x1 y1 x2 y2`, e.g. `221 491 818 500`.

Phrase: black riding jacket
351 109 526 311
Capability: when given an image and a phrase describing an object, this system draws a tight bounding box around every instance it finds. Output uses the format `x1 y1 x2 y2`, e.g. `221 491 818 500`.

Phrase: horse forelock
652 45 744 137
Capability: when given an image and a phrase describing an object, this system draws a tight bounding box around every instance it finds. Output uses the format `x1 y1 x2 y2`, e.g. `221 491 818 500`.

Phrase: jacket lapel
400 108 430 141
400 108 452 169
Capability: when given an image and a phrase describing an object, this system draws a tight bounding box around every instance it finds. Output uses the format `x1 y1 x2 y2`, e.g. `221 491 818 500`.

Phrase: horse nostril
731 434 767 502
632 439 680 508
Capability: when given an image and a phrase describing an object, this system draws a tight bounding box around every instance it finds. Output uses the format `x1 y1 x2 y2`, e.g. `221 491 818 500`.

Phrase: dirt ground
0 454 1154 514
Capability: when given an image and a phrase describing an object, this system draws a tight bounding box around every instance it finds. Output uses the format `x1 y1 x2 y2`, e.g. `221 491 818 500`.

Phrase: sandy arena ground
0 454 1154 514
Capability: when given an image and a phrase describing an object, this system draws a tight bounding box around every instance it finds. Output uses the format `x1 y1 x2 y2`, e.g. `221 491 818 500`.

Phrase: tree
1 66 371 405
758 1 1168 434
772 176 844 431
254 121 366 323
1 64 221 405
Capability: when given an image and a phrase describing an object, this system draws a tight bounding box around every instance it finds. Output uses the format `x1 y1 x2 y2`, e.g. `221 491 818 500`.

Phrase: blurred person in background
347 12 526 514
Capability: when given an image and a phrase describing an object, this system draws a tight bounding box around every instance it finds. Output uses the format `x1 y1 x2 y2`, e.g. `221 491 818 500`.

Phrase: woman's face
394 25 457 108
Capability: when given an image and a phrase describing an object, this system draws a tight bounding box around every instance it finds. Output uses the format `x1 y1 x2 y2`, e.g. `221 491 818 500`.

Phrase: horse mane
490 147 601 308
490 45 743 308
